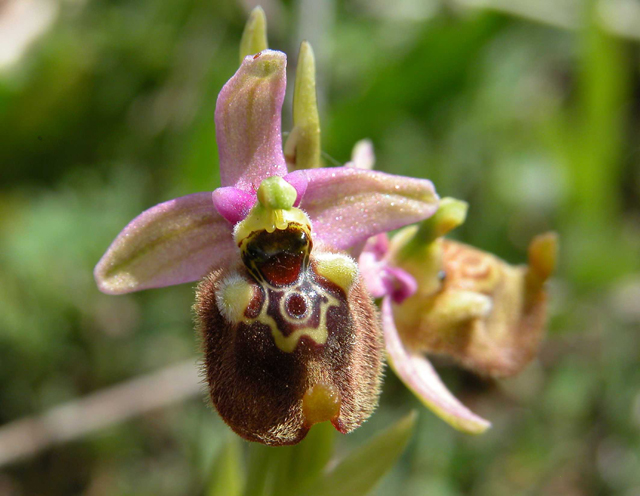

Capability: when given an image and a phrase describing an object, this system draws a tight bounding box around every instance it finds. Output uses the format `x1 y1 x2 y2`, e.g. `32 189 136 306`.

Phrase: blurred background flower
1 0 640 494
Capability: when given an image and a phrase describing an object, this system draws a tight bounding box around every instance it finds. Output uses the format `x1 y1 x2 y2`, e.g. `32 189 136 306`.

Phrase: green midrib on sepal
102 215 213 281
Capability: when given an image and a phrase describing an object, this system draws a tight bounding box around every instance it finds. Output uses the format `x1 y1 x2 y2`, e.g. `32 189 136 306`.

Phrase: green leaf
242 422 335 496
571 0 627 228
207 437 244 496
302 411 417 496
288 422 335 491
273 422 335 496
242 444 276 496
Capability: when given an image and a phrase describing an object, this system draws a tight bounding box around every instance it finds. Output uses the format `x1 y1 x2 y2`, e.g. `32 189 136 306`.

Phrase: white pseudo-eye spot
314 252 358 294
216 273 254 324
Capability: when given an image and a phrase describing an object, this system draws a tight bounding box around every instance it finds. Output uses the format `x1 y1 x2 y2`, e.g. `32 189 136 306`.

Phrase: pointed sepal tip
239 6 268 63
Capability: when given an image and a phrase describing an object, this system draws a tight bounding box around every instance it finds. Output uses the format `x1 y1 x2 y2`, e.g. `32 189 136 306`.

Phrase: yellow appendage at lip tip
302 383 341 426
526 232 558 291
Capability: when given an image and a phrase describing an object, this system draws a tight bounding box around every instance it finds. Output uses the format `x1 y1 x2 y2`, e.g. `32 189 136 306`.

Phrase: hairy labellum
195 178 383 446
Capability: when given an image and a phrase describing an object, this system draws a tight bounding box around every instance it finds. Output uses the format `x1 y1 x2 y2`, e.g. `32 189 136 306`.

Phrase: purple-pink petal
382 297 491 434
288 167 439 251
215 50 288 191
386 266 418 303
94 193 235 295
365 232 390 259
359 234 417 302
358 241 390 299
212 187 256 224
282 171 308 207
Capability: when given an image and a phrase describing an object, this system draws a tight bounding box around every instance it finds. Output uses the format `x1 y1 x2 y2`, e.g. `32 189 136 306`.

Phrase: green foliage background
1 0 639 494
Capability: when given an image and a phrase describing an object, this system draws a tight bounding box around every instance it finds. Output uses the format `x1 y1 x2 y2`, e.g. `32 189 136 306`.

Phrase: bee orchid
95 7 557 445
94 46 439 445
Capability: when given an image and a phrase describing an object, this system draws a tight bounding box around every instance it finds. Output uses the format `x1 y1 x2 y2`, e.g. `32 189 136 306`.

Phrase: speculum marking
285 293 308 318
231 207 358 353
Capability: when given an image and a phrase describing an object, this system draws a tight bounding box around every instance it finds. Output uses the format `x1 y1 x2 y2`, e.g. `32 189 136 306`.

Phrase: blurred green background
1 0 640 494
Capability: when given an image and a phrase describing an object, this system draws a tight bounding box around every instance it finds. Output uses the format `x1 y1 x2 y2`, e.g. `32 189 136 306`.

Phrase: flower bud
284 41 322 170
239 6 268 63
195 177 383 445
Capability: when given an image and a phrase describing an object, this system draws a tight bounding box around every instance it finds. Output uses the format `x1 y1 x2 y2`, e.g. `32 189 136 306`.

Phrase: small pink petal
212 187 256 224
365 233 390 260
282 171 308 207
382 297 491 434
215 50 288 191
358 234 391 298
386 267 418 303
358 250 388 299
359 235 417 302
95 193 235 295
293 167 439 251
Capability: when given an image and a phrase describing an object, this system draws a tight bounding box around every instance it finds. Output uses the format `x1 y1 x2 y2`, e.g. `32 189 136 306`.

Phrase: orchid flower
356 142 557 433
94 10 439 446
